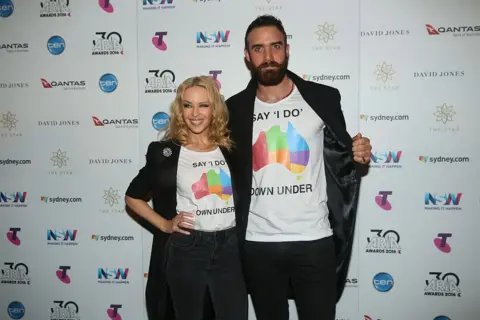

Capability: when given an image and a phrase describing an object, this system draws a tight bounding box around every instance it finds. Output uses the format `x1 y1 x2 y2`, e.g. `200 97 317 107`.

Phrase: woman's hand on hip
161 212 195 235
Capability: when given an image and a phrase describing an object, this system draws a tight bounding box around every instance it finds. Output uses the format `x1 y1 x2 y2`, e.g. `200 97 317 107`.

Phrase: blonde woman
125 76 246 320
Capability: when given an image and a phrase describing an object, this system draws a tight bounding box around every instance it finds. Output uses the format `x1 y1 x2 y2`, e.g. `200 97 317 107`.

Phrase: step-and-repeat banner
1 0 478 319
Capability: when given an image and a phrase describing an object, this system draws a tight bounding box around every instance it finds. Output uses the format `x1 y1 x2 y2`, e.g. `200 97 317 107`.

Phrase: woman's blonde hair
163 76 232 150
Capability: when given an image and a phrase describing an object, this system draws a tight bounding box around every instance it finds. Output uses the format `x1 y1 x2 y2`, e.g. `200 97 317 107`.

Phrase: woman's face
182 86 213 138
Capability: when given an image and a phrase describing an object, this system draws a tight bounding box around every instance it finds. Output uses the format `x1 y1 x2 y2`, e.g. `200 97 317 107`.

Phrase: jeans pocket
170 233 196 248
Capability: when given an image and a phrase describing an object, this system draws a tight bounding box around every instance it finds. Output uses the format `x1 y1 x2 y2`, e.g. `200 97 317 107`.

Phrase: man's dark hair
244 15 287 49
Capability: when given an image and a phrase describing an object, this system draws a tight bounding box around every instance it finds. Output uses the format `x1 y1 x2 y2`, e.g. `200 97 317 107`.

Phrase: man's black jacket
225 69 362 302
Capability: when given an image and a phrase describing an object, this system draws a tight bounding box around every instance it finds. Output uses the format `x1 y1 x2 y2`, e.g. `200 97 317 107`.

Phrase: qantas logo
92 116 138 128
426 23 480 35
426 24 440 35
41 78 86 90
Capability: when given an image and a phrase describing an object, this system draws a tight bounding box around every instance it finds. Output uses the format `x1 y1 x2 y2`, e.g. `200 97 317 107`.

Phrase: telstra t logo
6 228 21 245
56 266 72 284
375 191 392 211
434 233 452 253
208 70 222 89
99 0 115 13
107 304 122 320
152 31 168 51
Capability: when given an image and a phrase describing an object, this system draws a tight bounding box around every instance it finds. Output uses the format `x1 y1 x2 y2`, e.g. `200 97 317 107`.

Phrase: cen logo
372 272 393 292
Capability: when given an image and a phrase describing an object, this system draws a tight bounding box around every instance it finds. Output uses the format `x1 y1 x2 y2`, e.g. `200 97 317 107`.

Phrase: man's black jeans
165 227 247 320
244 235 336 320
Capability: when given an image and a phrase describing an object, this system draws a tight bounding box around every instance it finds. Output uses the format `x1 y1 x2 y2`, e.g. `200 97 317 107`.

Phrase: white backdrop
1 0 479 319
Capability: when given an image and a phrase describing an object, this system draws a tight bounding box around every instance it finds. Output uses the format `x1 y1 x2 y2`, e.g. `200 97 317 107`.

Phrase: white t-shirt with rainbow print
176 147 235 232
247 86 332 242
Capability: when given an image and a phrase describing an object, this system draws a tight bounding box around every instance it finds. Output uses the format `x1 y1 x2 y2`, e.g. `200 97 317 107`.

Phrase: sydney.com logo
91 234 134 242
419 155 469 164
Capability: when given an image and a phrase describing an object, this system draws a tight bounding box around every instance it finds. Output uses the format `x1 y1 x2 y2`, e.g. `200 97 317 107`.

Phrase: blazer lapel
151 140 181 219
160 140 181 186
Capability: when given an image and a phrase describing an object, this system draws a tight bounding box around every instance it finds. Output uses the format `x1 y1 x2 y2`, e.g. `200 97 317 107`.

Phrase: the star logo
434 103 456 124
374 62 395 83
51 149 69 168
1 111 18 131
315 22 337 43
103 187 120 207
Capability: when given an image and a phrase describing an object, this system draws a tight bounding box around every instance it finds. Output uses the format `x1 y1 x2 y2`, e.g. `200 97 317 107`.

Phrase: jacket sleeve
125 141 156 199
332 88 347 131
332 88 365 180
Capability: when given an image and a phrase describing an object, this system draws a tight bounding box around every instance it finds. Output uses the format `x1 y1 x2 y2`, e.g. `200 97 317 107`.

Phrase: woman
125 76 246 320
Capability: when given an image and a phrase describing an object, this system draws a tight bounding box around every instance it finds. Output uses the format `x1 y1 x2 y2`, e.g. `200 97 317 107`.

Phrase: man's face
245 26 289 86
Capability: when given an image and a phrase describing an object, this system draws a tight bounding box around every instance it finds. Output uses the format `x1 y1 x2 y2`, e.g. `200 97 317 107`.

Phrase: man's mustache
259 62 282 69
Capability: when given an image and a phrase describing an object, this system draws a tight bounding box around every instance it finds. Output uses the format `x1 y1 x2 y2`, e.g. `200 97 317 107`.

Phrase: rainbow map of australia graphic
253 122 310 173
192 168 232 201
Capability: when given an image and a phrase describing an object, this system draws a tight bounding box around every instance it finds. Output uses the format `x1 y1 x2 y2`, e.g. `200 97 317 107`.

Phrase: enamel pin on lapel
162 147 172 157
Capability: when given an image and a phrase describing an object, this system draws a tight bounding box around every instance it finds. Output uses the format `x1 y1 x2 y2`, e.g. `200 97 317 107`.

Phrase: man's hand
352 133 372 164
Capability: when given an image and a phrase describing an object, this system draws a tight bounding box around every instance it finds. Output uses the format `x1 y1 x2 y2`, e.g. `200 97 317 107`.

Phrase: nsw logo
372 272 393 292
152 112 170 131
98 268 129 284
143 0 175 10
47 35 65 55
196 31 230 48
0 191 27 208
0 0 14 18
47 229 78 246
424 193 462 211
99 73 118 93
370 151 402 169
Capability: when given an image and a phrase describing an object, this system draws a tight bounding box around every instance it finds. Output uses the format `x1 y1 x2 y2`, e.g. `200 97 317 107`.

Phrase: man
225 15 371 320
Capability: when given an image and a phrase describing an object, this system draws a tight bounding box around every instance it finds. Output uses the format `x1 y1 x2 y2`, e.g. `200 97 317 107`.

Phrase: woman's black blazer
125 139 244 320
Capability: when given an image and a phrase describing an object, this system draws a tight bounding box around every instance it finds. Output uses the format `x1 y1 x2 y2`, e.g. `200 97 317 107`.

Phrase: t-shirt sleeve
125 141 156 199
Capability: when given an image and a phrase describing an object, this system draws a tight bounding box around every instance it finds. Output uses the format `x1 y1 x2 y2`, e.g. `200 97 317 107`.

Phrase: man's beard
250 56 288 86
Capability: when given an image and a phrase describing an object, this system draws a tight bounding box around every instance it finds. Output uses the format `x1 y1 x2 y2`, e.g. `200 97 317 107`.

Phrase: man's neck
256 76 293 103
